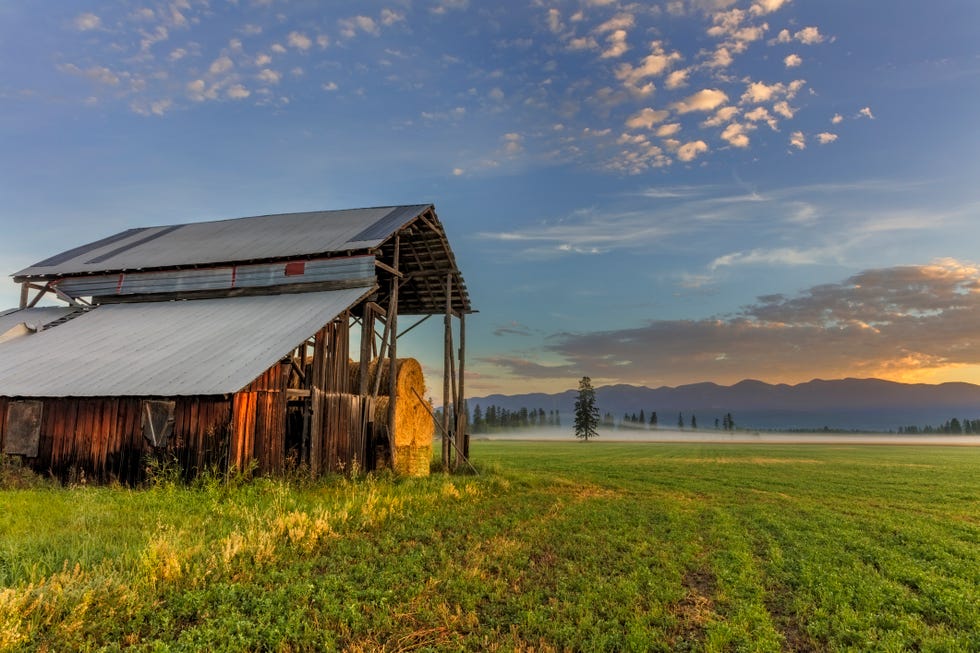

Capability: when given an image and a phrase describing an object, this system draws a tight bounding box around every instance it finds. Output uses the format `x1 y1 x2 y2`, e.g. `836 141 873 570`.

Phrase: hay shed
0 205 472 483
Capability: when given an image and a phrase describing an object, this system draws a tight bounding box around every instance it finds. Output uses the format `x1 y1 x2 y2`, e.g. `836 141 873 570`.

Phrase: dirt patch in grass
764 588 819 652
671 567 717 649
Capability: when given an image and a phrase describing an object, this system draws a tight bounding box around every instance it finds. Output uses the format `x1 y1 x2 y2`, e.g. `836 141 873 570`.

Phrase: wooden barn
0 205 473 483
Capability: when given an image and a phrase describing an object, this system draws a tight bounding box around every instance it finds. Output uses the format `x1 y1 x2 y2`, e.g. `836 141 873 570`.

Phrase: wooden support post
359 304 373 397
386 235 400 467
442 271 452 468
19 283 28 309
458 311 468 461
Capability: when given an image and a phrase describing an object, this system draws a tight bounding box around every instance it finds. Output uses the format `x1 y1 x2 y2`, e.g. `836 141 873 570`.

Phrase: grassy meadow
1 441 978 652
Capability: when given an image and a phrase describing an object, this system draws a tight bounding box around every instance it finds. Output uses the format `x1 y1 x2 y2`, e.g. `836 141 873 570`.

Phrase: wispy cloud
537 259 980 385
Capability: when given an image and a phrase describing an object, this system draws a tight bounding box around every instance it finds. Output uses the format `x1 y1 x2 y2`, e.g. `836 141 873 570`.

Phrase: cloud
209 56 233 75
858 106 875 119
600 29 630 59
287 31 313 50
539 260 980 385
452 167 464 176
789 130 805 149
705 46 734 68
784 53 802 68
831 113 844 124
794 26 825 44
58 63 120 85
744 106 778 129
772 100 794 118
816 132 838 144
381 9 405 26
494 321 534 337
721 122 753 147
657 123 682 137
503 132 523 155
595 13 635 34
664 68 690 89
73 13 102 31
257 68 282 84
430 0 469 15
672 88 729 113
615 41 683 95
750 0 790 15
677 140 709 161
625 107 670 129
322 82 338 91
702 105 739 127
740 79 805 104
227 84 250 99
567 36 599 51
339 15 379 38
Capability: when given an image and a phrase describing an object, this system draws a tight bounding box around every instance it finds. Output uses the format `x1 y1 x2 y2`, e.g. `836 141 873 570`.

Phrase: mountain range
467 378 980 431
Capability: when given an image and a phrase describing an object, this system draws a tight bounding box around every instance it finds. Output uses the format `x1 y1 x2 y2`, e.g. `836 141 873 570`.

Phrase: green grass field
1 442 978 652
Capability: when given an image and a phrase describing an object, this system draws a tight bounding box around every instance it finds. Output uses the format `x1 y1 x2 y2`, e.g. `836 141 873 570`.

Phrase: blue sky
2 0 979 395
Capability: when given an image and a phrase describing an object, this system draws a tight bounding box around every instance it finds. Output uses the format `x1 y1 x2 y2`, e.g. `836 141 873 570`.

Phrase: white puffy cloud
677 140 708 161
772 101 794 118
567 36 599 51
73 13 101 31
615 41 683 95
750 0 790 15
257 68 281 84
339 15 379 38
773 28 791 43
721 122 753 147
831 113 844 124
740 79 805 104
287 31 313 50
858 106 875 119
625 107 670 129
744 106 778 129
816 132 838 144
255 53 272 66
706 46 733 68
789 130 805 149
795 26 825 44
546 8 563 34
784 53 801 68
209 56 233 75
322 82 338 91
381 9 406 25
503 132 524 154
227 84 250 100
601 29 630 59
702 105 739 127
672 88 729 113
657 122 682 137
595 13 635 34
665 68 690 89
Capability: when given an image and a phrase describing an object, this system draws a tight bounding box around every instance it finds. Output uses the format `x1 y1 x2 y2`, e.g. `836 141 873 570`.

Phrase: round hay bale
348 358 424 399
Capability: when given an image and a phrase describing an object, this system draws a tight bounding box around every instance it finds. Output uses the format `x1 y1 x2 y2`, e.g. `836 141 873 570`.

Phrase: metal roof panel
15 205 432 278
0 288 373 397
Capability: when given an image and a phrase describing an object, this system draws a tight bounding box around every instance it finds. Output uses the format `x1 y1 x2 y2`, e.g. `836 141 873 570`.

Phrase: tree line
469 404 561 433
897 418 980 434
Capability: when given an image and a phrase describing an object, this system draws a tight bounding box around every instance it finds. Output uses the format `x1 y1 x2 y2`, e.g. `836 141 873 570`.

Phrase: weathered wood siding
230 362 288 475
0 396 230 483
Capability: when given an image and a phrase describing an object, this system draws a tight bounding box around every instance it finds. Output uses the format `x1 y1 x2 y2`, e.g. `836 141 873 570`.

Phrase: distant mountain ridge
467 378 980 431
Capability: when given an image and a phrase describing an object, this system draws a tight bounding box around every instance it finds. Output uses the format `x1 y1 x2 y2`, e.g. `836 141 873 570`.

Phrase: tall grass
1 443 977 651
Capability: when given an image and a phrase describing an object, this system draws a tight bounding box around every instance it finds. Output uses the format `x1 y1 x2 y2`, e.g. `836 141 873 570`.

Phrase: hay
347 358 425 399
349 358 433 477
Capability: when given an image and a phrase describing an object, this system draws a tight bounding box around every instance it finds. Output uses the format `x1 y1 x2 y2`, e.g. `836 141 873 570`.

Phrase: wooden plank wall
0 396 230 484
310 391 371 474
230 362 289 475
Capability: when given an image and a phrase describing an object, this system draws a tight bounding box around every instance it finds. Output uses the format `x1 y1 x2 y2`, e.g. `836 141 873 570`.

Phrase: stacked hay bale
349 358 433 476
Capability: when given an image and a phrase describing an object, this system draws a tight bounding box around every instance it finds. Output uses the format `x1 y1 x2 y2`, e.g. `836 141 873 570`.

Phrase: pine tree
650 411 658 429
678 412 684 429
574 376 600 441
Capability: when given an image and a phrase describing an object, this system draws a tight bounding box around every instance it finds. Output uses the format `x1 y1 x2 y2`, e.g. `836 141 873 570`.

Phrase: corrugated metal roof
0 288 373 397
0 306 76 335
15 205 431 278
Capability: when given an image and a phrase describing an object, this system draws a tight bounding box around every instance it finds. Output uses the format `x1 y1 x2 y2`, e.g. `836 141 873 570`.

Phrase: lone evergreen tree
574 376 600 441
